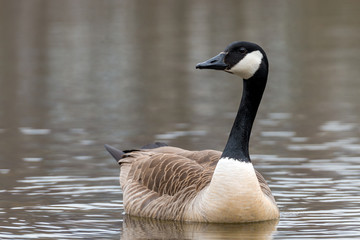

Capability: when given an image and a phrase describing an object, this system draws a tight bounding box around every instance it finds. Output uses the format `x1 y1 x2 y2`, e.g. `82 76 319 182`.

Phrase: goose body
106 41 280 223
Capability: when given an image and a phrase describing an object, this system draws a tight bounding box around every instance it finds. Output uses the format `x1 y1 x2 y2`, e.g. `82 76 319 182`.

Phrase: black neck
221 68 267 162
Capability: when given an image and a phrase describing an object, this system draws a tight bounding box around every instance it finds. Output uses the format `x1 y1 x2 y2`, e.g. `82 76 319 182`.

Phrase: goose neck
221 74 267 162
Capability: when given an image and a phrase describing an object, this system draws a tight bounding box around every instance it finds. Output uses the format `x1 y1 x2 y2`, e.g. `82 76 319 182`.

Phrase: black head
196 41 268 80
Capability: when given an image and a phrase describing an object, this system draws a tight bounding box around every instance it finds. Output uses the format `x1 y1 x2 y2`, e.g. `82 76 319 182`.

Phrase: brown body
117 146 277 222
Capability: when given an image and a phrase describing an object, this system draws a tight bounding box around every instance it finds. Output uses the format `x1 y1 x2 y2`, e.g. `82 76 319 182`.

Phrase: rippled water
1 0 360 239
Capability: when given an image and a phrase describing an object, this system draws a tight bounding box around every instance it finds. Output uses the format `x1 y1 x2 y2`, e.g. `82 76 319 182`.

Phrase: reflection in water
122 215 278 240
0 0 360 239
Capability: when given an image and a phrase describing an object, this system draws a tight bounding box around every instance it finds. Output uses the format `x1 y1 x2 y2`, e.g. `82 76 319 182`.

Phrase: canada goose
105 41 280 223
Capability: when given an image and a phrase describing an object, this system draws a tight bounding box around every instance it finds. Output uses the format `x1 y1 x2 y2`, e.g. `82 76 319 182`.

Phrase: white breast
185 158 279 222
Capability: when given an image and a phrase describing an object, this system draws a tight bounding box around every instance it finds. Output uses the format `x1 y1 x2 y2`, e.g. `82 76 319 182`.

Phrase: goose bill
196 52 228 70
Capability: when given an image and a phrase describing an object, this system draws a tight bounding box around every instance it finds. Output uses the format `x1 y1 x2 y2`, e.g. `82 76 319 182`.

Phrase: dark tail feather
105 144 125 162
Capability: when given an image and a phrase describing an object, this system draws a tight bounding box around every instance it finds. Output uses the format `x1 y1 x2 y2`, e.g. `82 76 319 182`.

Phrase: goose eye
238 47 247 54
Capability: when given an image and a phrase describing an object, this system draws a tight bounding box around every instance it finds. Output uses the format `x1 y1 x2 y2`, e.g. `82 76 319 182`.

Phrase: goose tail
105 144 125 162
105 142 168 163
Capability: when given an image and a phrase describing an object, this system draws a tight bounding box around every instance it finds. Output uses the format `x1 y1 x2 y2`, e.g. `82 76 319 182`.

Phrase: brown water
1 0 360 239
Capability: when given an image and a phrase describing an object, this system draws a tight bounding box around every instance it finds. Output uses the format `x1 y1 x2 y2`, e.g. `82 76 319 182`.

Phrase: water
1 0 360 239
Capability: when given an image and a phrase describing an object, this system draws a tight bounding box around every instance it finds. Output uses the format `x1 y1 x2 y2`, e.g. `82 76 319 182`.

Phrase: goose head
196 41 269 161
196 41 268 80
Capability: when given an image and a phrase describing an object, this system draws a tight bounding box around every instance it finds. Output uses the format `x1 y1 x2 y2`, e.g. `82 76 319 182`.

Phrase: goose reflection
120 215 279 240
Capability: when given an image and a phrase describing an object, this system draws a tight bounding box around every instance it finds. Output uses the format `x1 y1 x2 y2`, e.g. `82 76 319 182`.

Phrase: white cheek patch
228 50 263 79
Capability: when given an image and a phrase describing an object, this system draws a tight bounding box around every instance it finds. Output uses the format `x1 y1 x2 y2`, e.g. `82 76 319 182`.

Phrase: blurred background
0 0 359 239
